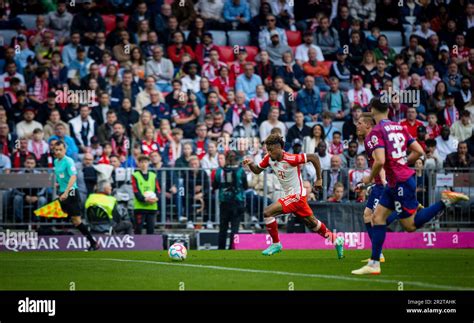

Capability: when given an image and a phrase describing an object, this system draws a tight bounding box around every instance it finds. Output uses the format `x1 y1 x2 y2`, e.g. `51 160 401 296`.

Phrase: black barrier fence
0 167 472 232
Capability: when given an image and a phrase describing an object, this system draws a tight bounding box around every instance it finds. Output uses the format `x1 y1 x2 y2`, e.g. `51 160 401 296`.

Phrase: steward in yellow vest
131 154 160 234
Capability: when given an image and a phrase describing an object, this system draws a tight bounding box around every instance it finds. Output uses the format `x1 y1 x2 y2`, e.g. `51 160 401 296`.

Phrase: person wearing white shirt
0 62 26 94
181 62 202 94
16 108 43 139
435 125 459 162
295 31 324 65
259 107 286 142
201 141 219 175
421 63 440 96
392 63 411 91
451 110 473 142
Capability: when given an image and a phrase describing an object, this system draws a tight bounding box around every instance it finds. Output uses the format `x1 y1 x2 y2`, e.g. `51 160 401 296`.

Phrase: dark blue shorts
366 184 385 211
379 175 419 219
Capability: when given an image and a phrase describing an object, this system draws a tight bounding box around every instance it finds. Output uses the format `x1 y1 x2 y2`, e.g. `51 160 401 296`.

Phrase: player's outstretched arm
407 141 425 165
242 159 264 174
306 154 323 190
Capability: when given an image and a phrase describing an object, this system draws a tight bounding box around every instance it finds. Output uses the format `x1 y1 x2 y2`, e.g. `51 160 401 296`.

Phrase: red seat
286 30 302 47
244 46 258 62
290 46 297 55
321 61 333 70
218 46 235 63
102 14 130 35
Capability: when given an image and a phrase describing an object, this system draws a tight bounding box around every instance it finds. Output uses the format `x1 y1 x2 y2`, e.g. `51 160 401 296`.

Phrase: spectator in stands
233 109 260 140
342 140 359 168
348 153 370 198
466 129 474 157
303 124 327 155
97 110 117 145
326 154 348 198
445 141 474 169
69 105 97 156
135 77 159 114
286 111 311 150
314 16 340 60
443 62 462 93
328 131 344 155
230 46 249 81
45 0 73 45
118 98 139 137
162 128 184 166
266 31 292 67
259 107 286 141
12 156 48 222
421 63 440 96
295 31 324 66
454 77 472 110
297 75 322 122
145 46 174 93
199 91 225 122
342 105 362 142
392 62 411 92
71 0 105 46
62 32 81 67
436 125 459 161
424 138 442 170
258 14 287 51
140 127 159 156
439 92 460 127
347 75 373 109
28 68 49 106
144 90 171 128
167 31 195 67
16 107 43 139
195 0 225 30
413 17 437 48
425 112 440 140
303 48 330 91
203 50 228 83
81 152 97 195
331 48 354 92
235 62 263 100
460 49 474 81
192 123 210 160
48 123 78 160
321 111 340 142
110 70 140 110
201 140 219 173
181 62 202 94
350 0 376 29
258 88 286 124
373 35 396 68
171 0 197 30
451 110 473 142
43 109 69 141
172 91 200 139
276 51 305 91
360 50 377 80
400 107 424 138
223 0 251 31
110 122 128 161
27 128 48 166
0 62 25 96
323 77 350 120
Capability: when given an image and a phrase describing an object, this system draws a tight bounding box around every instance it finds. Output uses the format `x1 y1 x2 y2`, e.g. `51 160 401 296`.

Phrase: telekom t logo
423 232 437 246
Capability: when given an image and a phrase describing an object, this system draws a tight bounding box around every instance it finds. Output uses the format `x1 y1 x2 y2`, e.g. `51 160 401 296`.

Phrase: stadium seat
218 46 235 63
286 30 302 46
102 15 116 34
381 30 403 47
290 46 297 55
17 14 37 30
245 46 259 62
321 61 333 70
393 46 404 54
0 30 18 47
227 31 251 46
209 30 227 46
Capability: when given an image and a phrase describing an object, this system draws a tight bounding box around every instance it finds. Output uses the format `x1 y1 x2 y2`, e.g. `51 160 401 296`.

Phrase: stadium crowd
1 0 474 230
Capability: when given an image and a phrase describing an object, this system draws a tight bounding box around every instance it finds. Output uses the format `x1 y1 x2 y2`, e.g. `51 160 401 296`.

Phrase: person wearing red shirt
167 31 195 67
203 50 228 82
426 113 441 139
141 127 160 155
400 107 423 138
98 142 113 165
195 33 221 66
212 66 234 103
229 47 250 82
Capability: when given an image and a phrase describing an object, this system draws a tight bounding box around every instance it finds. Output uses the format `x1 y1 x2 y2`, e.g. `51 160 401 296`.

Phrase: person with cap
330 48 354 91
438 91 460 127
295 31 324 66
45 0 74 45
235 62 262 100
132 154 160 234
416 125 428 151
443 62 462 93
434 44 453 78
16 107 43 139
70 0 105 46
258 13 288 51
266 30 292 67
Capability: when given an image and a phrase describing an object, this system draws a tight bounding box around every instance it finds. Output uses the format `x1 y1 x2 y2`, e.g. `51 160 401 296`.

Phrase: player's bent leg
262 201 284 256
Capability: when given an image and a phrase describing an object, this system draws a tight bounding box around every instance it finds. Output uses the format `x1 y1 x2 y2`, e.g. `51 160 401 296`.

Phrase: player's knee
263 208 272 218
405 225 417 232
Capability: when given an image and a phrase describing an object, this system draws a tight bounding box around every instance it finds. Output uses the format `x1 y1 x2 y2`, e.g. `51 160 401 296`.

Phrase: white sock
368 260 380 267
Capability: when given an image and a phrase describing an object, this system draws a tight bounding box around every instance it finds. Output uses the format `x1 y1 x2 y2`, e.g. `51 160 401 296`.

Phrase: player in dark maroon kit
352 98 469 275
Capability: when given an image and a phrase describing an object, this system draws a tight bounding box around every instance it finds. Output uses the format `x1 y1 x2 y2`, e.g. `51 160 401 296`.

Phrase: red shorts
278 194 313 217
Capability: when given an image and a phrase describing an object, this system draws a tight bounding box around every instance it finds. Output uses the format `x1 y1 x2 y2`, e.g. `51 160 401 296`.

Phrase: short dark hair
368 98 389 113
264 133 285 148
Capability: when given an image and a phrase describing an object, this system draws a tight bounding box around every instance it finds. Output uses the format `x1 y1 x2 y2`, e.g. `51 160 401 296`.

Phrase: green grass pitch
1 249 473 291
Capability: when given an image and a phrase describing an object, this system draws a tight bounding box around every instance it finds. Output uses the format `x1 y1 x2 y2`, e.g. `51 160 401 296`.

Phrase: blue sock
365 222 373 242
414 202 445 228
370 225 386 262
386 212 398 226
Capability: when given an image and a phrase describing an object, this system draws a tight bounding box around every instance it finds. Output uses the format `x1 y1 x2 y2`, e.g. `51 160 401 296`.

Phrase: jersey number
388 133 406 159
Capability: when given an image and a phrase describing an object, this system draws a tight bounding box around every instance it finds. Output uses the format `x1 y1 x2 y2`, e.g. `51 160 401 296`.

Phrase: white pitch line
3 257 472 290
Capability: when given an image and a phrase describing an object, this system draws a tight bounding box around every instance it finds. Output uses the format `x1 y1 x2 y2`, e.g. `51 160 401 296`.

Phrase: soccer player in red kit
243 134 344 257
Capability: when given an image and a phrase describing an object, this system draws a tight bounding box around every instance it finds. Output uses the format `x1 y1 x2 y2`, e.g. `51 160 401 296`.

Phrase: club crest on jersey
371 136 378 145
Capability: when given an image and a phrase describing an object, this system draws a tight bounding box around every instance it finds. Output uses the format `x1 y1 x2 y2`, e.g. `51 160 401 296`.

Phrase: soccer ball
168 243 187 261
